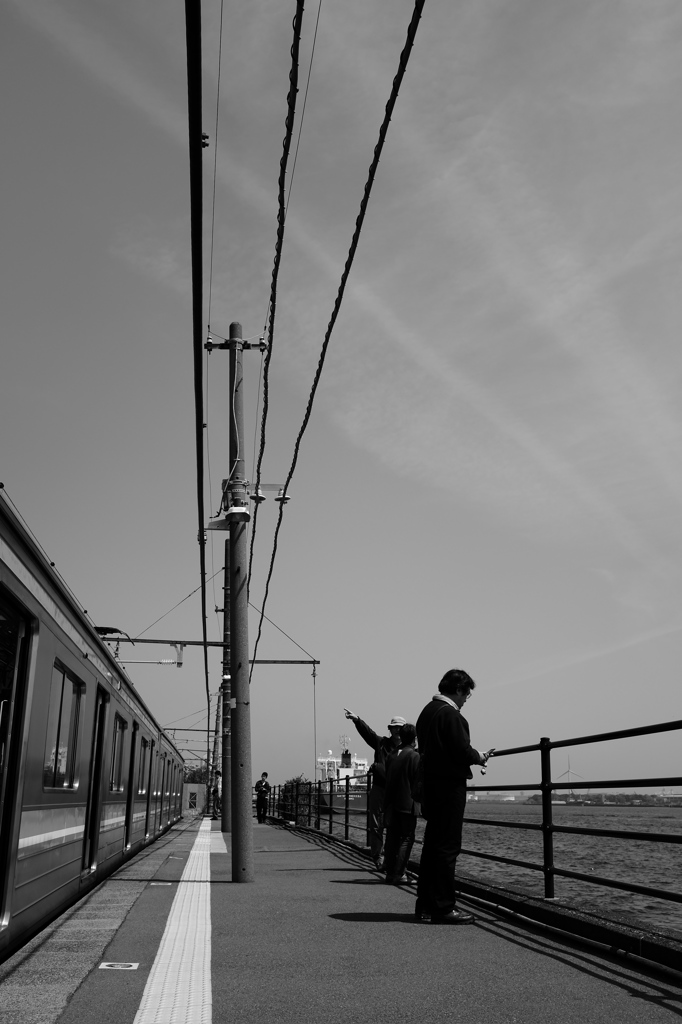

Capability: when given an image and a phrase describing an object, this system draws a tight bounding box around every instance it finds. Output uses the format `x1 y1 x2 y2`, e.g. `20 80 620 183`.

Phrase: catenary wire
247 600 316 660
134 568 223 639
247 0 306 595
250 0 427 678
0 485 97 626
284 0 323 221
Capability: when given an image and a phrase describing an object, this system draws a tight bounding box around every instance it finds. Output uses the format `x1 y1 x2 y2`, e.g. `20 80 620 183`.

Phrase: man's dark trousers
416 781 467 916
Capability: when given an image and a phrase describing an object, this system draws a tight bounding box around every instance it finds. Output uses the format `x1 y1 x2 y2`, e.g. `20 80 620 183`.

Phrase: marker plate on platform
150 881 172 885
99 962 139 970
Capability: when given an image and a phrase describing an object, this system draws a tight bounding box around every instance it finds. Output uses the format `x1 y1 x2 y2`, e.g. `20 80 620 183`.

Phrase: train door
124 723 138 850
0 591 30 926
144 739 155 838
82 688 108 872
158 755 167 829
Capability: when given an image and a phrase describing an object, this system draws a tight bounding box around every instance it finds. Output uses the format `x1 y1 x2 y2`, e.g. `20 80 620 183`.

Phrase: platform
1 816 680 1023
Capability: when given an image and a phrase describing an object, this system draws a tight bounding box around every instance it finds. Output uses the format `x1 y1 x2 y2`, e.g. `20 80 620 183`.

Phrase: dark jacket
351 717 398 787
384 746 421 817
416 698 482 786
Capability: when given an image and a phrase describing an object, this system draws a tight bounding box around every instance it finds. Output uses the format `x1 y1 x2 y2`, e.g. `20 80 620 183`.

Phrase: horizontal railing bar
549 719 682 749
488 743 542 756
551 824 682 844
464 786 540 794
460 848 545 872
464 817 542 832
552 776 682 790
465 815 682 843
552 866 682 904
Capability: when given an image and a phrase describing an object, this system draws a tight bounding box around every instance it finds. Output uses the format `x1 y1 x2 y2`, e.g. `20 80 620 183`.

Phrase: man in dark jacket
254 772 271 823
345 708 406 868
415 669 494 924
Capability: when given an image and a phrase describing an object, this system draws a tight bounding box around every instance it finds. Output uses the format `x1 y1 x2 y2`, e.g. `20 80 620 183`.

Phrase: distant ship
317 746 369 813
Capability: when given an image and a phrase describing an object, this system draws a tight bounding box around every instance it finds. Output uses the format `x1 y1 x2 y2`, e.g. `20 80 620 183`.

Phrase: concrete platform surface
0 817 680 1024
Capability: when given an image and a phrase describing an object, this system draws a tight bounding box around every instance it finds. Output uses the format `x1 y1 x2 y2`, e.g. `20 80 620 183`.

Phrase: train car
0 491 184 963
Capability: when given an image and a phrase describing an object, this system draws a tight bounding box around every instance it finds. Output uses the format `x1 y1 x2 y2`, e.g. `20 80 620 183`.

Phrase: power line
250 0 427 677
248 0 306 595
284 0 324 221
205 0 226 636
184 0 212 720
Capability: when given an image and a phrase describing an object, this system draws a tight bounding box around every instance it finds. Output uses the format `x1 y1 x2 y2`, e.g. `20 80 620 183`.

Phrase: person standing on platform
255 772 271 823
211 770 222 820
415 669 494 924
383 723 420 884
344 708 406 869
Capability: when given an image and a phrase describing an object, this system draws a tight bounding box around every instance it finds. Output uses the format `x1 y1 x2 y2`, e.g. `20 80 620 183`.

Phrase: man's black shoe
414 900 431 922
431 909 475 925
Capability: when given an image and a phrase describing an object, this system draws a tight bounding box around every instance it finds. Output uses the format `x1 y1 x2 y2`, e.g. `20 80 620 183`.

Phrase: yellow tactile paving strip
133 818 212 1024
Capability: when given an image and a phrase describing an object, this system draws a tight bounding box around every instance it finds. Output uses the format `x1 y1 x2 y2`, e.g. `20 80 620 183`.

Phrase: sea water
416 803 682 939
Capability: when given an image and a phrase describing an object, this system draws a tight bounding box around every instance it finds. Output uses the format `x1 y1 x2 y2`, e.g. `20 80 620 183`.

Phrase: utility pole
228 321 254 881
221 537 231 832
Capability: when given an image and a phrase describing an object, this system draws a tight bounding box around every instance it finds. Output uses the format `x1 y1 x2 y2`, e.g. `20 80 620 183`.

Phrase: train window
109 715 127 792
43 663 84 789
137 737 148 795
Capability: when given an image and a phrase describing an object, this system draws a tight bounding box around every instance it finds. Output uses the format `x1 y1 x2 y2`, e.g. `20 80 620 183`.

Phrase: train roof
0 489 183 761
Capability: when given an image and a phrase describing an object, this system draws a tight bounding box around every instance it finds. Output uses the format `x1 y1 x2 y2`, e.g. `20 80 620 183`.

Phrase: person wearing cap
383 723 420 884
415 668 494 925
344 708 406 869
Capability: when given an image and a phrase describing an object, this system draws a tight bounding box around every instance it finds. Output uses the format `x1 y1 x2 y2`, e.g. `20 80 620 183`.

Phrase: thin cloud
15 0 678 570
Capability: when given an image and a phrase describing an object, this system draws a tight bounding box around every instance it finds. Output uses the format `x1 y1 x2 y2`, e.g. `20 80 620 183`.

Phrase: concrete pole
221 537 232 832
229 321 254 880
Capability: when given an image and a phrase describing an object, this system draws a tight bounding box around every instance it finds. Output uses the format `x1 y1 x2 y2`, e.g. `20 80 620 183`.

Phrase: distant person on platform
415 669 494 925
344 707 406 869
212 770 222 820
255 772 271 823
383 723 420 884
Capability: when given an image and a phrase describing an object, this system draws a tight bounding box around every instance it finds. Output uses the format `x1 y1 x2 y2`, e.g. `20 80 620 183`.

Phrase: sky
1 0 682 791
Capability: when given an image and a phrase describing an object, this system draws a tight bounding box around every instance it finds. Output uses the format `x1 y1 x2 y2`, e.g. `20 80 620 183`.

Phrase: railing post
316 780 321 830
295 779 300 826
540 736 555 899
307 781 312 826
328 779 333 834
344 775 350 841
365 771 371 848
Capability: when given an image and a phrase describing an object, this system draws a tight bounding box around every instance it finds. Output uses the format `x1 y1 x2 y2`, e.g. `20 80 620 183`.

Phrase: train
0 490 184 963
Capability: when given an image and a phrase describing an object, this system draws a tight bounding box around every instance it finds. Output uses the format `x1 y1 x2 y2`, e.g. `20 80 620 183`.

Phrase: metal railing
269 776 372 843
463 719 682 904
269 719 682 911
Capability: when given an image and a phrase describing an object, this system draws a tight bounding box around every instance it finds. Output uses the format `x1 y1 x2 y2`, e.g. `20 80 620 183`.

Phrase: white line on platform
133 818 212 1024
210 831 228 855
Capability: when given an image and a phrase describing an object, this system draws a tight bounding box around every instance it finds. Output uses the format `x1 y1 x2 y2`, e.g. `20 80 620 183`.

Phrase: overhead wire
250 0 427 678
247 0 306 596
247 600 316 660
184 0 211 717
0 484 93 625
134 568 223 639
205 0 226 639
